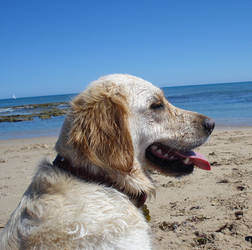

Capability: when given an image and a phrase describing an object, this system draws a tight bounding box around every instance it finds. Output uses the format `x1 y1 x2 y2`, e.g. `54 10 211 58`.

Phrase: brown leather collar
53 154 147 208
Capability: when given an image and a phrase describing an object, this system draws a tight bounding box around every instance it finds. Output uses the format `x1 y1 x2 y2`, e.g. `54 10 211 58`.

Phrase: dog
0 74 215 249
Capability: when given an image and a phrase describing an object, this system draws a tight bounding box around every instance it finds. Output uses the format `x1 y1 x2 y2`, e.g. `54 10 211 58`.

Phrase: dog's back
0 159 151 250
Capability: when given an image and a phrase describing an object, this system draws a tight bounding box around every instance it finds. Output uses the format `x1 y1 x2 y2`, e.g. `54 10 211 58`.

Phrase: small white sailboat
12 94 16 99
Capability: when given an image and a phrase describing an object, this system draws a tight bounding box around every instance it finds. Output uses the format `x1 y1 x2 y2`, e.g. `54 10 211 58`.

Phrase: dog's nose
203 118 215 135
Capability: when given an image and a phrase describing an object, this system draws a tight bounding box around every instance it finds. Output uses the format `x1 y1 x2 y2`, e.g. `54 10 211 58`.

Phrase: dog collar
52 154 148 209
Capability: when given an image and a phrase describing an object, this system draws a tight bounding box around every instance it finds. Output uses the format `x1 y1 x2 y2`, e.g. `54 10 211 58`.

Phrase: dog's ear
69 84 134 173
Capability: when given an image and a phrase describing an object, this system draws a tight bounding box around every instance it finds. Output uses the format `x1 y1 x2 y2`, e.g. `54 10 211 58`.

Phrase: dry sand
0 128 251 249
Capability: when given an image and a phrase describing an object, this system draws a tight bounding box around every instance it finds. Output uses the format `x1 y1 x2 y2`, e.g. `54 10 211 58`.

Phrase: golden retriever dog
0 74 215 249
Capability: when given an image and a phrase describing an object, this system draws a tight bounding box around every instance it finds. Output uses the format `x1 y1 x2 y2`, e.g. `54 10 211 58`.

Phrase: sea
0 82 252 140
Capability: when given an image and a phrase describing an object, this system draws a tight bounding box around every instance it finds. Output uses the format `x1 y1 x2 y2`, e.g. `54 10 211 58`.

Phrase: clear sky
1 0 252 99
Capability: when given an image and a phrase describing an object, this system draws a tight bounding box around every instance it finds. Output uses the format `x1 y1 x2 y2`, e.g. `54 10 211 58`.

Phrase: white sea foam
0 108 14 113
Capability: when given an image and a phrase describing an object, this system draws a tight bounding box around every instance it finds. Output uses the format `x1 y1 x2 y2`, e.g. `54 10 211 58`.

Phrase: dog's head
55 74 214 196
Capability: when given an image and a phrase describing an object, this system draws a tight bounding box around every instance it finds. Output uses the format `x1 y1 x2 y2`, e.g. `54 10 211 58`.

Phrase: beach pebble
236 185 246 191
211 161 221 166
217 179 229 184
190 206 200 210
159 221 179 232
234 211 243 220
209 152 216 156
245 236 252 243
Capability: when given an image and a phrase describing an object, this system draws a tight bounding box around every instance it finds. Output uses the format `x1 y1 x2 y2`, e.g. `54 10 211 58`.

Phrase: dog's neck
52 154 147 208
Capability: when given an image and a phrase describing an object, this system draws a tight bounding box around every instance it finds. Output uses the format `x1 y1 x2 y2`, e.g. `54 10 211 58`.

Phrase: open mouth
145 143 211 176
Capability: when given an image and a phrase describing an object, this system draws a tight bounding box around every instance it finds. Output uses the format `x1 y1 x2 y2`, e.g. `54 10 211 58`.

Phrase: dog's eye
150 102 164 110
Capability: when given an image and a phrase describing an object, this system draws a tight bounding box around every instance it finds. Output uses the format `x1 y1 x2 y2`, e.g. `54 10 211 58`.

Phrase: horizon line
1 80 251 100
161 80 252 87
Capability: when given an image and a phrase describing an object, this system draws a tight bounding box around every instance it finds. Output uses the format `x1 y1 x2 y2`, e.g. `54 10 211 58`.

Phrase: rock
245 236 252 243
234 211 243 220
159 221 179 232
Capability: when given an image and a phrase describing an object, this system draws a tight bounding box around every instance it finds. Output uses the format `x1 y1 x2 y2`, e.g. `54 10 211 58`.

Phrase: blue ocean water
163 81 252 126
0 94 75 140
0 82 251 139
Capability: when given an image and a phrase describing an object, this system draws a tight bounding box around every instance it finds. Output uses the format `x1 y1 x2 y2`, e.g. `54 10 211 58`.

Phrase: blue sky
0 0 252 99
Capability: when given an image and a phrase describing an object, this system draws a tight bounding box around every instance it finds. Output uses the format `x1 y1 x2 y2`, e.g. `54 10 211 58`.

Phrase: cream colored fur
0 74 212 249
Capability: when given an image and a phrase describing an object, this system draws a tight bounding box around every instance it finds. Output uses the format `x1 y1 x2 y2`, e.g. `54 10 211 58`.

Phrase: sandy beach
0 128 251 249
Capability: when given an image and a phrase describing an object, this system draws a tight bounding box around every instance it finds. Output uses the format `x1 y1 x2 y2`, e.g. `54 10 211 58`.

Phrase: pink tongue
176 151 211 171
188 152 211 171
